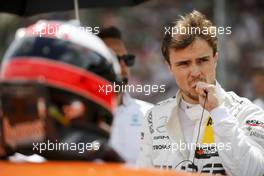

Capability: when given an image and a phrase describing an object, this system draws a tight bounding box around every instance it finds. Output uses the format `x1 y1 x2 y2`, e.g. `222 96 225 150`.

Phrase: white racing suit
137 83 264 176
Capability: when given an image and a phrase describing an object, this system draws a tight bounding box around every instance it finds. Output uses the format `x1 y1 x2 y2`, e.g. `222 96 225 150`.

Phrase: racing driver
137 10 264 176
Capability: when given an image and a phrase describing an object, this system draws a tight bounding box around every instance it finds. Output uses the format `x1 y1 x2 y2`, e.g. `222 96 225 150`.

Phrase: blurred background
0 0 264 104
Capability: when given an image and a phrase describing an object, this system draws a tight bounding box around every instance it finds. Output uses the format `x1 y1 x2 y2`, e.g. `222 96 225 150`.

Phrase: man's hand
196 82 220 112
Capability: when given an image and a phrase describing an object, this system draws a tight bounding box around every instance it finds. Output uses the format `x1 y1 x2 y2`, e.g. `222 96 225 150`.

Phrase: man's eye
198 58 209 64
177 62 189 66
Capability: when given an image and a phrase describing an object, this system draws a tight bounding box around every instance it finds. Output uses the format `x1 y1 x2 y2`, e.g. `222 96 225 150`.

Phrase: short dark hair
161 10 218 64
98 26 122 40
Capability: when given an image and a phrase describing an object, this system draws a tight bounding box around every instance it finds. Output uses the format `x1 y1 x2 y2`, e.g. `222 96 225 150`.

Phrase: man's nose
190 65 201 78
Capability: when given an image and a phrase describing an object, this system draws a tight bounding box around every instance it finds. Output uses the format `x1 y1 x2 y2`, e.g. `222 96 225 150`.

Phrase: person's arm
210 103 264 176
196 82 264 176
137 110 153 167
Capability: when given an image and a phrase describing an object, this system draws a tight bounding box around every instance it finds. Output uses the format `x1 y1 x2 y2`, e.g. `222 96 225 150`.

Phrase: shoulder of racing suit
224 91 263 120
224 91 264 147
143 96 177 137
156 96 176 106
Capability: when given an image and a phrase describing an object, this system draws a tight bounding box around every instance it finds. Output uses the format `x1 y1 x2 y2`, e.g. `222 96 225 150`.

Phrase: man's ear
166 60 173 74
214 52 219 66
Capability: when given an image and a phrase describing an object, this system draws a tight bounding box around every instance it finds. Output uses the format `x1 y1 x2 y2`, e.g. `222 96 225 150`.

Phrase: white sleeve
210 104 264 176
136 110 153 167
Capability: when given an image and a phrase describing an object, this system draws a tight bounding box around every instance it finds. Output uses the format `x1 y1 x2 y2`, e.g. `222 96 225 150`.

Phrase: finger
196 87 207 97
196 83 207 96
196 82 215 95
204 85 215 93
198 94 206 106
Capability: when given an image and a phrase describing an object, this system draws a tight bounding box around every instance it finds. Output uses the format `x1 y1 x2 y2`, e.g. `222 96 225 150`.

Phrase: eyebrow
174 59 191 66
174 55 211 66
196 55 210 60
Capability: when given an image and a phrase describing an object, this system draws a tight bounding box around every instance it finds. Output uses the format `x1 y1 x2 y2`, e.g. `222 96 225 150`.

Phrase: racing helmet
0 20 123 161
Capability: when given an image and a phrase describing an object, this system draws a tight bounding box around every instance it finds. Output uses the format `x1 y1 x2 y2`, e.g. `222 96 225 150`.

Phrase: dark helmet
0 20 123 161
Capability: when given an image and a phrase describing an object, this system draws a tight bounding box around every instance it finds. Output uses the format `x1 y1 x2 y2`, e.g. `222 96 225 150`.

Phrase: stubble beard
181 77 207 103
181 89 199 103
